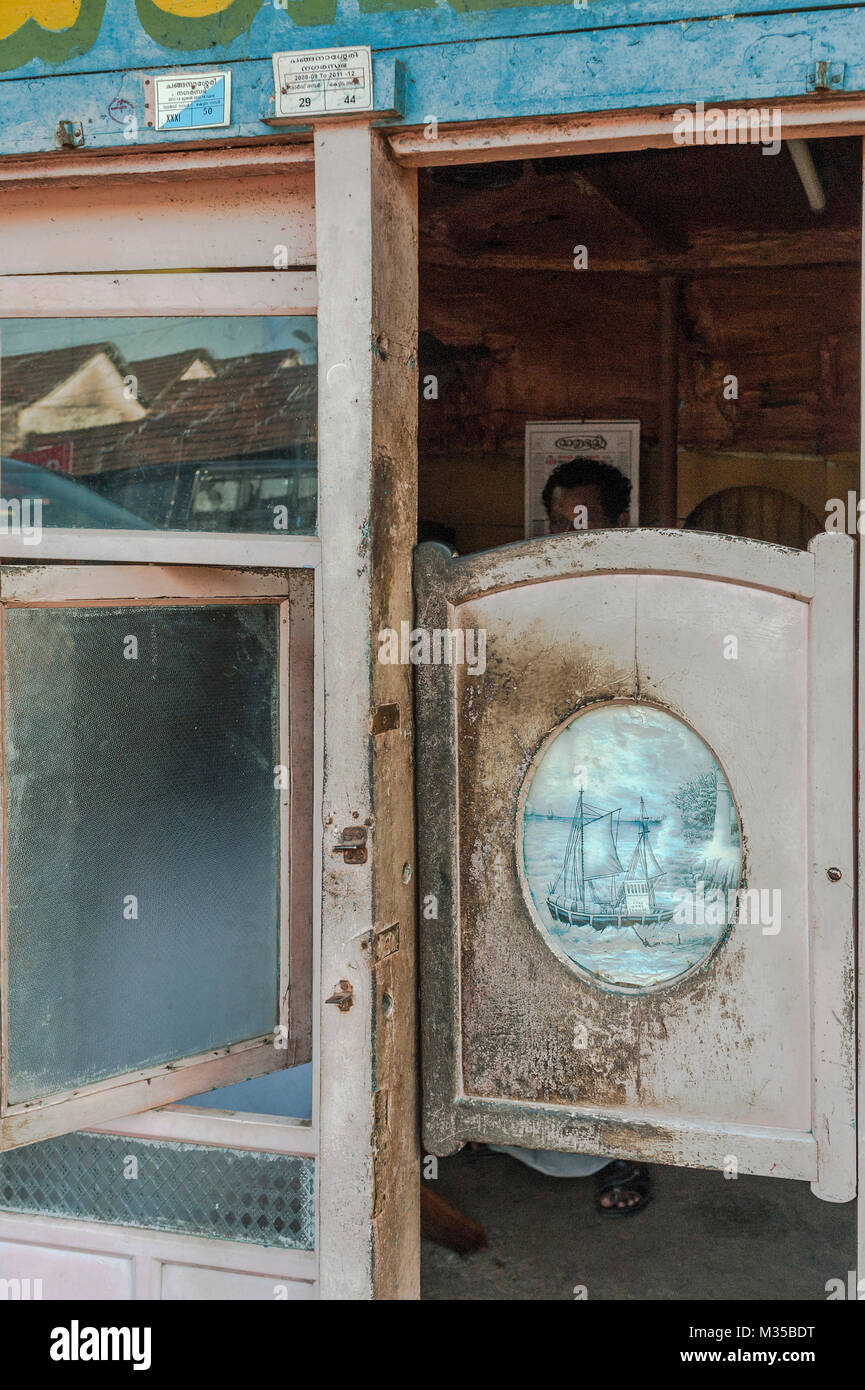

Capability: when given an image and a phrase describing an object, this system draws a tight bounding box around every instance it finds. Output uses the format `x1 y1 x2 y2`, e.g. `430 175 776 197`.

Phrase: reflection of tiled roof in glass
126 349 218 403
1 342 128 408
23 355 317 476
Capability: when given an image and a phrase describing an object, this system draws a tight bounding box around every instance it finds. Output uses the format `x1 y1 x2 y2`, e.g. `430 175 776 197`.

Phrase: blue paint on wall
1 8 863 157
0 2 856 83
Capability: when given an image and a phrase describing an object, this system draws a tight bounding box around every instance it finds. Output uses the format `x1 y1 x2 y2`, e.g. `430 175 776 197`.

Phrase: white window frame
0 156 326 1291
0 562 314 1152
0 219 322 1169
0 269 320 570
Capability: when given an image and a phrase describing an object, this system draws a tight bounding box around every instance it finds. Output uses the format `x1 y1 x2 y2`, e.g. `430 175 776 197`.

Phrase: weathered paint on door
415 530 856 1203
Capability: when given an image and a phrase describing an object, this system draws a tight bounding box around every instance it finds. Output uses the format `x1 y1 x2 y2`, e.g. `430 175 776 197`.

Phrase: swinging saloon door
415 529 856 1203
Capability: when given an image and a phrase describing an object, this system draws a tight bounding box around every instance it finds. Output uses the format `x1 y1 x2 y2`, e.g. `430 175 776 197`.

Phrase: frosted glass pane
4 603 281 1104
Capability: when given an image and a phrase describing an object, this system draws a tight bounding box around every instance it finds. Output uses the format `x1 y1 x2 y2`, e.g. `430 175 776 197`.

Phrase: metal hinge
806 61 846 93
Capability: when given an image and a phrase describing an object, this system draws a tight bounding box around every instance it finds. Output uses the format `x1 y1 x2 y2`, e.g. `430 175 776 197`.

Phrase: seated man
543 456 631 533
488 455 651 1216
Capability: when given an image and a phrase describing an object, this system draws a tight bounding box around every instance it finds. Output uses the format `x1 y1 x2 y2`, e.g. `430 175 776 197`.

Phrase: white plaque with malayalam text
272 46 374 118
149 72 231 131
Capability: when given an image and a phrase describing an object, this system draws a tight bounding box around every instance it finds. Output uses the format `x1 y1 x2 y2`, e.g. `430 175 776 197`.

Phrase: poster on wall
524 419 640 537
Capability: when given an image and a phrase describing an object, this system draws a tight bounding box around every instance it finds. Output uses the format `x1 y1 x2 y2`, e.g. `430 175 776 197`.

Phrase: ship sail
551 792 623 909
620 798 662 912
581 812 623 880
644 839 663 880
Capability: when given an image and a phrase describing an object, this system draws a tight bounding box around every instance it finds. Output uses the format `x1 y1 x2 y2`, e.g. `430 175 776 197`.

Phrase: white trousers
487 1145 610 1177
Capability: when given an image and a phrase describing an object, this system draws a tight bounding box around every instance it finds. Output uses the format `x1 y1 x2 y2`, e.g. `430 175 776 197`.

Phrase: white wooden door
415 529 855 1203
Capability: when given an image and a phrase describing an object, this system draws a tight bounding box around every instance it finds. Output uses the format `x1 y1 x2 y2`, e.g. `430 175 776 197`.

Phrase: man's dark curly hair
541 457 632 524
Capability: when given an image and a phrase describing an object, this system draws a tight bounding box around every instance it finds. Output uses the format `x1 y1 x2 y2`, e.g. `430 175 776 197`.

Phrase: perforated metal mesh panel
0 1132 314 1250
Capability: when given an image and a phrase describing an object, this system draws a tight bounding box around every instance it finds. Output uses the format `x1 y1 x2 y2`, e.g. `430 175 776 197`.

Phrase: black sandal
595 1159 652 1216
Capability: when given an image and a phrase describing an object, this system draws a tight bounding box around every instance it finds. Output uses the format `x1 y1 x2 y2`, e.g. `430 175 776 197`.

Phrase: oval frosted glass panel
3 603 281 1104
519 703 742 991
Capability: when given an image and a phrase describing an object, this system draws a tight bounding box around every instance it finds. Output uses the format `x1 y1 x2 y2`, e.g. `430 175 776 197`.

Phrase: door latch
332 826 368 864
325 980 354 1011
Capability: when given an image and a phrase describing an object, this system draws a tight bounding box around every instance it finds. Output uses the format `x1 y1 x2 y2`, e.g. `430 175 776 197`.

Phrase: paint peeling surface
0 3 862 155
0 2 849 79
454 572 809 1125
414 533 855 1188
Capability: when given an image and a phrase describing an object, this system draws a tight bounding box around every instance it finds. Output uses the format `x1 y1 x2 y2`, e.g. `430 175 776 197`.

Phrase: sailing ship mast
551 789 623 911
619 796 664 913
546 791 672 933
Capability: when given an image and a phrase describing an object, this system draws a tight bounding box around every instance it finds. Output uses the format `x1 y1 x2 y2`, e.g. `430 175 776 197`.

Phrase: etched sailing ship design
546 791 674 934
521 702 742 989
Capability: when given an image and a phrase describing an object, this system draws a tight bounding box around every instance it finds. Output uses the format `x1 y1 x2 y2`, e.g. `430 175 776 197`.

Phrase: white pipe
788 138 827 214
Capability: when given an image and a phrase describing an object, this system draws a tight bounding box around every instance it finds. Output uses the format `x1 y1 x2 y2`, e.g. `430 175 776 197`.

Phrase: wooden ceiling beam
420 225 860 275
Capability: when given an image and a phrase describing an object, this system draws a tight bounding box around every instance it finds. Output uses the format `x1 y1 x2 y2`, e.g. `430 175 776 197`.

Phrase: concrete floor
421 1148 856 1300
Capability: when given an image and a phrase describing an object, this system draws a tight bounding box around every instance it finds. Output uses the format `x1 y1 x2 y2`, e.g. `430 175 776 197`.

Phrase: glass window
180 1065 314 1120
4 601 282 1104
0 317 317 535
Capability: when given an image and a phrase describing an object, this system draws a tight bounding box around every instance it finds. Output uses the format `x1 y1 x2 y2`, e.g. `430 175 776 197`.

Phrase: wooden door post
314 123 420 1300
857 135 865 1299
657 274 681 529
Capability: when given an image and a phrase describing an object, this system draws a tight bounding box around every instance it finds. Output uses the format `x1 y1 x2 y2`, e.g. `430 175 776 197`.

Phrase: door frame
0 94 861 1300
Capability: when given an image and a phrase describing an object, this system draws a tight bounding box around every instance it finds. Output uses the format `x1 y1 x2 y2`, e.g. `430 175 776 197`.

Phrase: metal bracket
806 61 846 93
361 921 400 964
332 826 368 864
56 121 85 149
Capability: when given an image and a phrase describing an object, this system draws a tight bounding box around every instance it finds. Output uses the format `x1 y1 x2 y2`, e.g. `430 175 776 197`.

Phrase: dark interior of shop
416 136 860 1300
417 137 860 554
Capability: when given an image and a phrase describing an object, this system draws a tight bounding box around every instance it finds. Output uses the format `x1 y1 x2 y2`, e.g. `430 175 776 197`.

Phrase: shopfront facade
0 0 862 1300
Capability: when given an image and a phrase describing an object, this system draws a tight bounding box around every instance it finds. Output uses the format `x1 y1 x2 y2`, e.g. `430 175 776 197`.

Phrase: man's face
547 484 624 534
